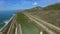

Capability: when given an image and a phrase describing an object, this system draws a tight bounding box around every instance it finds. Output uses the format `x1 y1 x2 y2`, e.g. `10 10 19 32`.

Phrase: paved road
17 24 22 34
0 14 22 34
15 23 22 34
15 27 17 34
0 14 15 34
15 15 22 34
23 12 60 34
7 14 16 34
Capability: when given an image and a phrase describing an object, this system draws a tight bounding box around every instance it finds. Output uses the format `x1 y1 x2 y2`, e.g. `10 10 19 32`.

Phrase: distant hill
24 6 42 13
43 3 60 10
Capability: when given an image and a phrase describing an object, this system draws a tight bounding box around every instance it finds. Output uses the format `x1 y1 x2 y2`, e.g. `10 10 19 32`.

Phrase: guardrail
0 14 15 34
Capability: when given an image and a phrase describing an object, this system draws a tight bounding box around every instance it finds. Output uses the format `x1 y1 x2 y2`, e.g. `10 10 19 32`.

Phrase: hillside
24 3 60 28
43 3 60 10
23 6 42 13
33 10 60 27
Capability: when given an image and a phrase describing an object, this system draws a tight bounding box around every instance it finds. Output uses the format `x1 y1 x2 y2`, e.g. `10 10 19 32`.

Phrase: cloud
19 0 32 6
32 2 38 6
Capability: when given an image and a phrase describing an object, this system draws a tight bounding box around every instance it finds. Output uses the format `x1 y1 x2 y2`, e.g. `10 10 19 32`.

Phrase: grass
16 12 39 34
30 10 60 28
43 3 60 10
33 15 60 34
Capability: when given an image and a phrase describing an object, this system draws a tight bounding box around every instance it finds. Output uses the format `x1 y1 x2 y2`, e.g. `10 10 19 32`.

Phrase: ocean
0 10 16 29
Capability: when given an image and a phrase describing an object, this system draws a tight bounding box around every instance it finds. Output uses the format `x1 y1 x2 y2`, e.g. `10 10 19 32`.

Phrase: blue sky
0 0 60 10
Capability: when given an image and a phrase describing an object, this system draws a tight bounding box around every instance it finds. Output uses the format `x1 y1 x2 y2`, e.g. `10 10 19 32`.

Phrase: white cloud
21 1 31 5
32 2 38 6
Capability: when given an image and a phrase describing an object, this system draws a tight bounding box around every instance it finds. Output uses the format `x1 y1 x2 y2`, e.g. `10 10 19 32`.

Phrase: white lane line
15 27 17 34
40 31 43 34
19 24 22 34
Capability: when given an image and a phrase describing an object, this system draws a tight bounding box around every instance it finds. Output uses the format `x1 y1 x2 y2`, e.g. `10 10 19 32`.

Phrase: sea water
0 10 16 29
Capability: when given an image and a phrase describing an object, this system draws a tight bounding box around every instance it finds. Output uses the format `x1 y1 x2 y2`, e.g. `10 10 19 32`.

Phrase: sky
0 0 60 11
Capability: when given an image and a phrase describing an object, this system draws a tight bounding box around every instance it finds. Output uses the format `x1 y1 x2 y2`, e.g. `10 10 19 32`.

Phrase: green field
16 12 39 34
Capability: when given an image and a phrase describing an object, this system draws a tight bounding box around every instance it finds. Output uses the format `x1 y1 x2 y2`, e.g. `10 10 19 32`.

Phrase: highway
23 12 60 34
0 14 22 34
15 24 22 34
